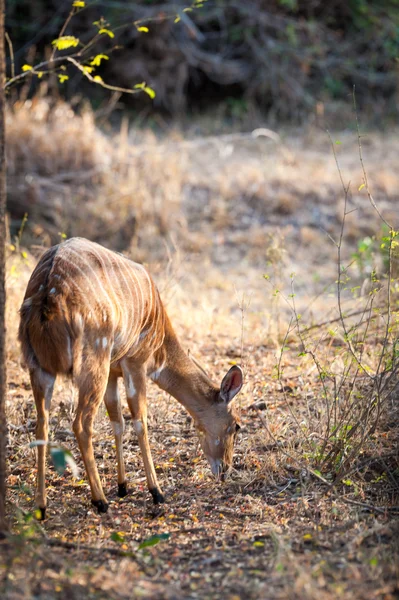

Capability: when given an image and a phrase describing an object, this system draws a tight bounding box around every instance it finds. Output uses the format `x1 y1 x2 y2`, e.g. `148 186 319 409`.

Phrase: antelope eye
235 423 241 432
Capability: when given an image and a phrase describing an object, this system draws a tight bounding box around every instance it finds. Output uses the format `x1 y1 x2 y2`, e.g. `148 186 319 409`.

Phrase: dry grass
2 100 399 599
7 98 185 256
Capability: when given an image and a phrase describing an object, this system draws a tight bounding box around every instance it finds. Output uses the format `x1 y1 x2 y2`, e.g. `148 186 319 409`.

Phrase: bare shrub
6 97 185 256
257 126 399 497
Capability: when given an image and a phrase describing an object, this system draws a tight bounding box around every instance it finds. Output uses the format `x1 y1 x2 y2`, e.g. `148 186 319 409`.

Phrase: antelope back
19 238 166 376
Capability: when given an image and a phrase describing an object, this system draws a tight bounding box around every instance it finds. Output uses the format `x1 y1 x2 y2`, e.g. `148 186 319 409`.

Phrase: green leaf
72 1 85 6
90 54 109 67
358 183 365 191
137 26 149 33
52 36 80 50
143 86 156 99
22 64 33 71
111 531 125 543
369 557 378 567
49 447 67 475
58 74 69 83
138 533 170 549
134 82 156 99
46 446 79 477
98 28 115 38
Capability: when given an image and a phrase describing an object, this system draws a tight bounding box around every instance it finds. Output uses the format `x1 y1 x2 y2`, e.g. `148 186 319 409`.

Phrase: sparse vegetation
1 90 398 598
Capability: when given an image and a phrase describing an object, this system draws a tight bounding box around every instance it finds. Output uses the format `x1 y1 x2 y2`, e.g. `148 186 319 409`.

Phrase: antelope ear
220 365 243 403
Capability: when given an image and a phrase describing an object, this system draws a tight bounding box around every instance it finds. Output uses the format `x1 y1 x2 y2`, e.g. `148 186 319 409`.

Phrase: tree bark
0 0 7 535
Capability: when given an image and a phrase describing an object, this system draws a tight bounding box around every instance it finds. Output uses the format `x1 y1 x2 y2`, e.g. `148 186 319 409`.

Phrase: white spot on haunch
133 420 143 435
39 284 44 291
103 311 107 322
37 370 55 410
66 336 72 364
49 287 56 294
150 362 165 382
139 328 149 340
102 337 108 349
215 438 220 446
22 298 32 308
126 375 136 398
95 338 101 349
111 421 124 437
75 314 84 330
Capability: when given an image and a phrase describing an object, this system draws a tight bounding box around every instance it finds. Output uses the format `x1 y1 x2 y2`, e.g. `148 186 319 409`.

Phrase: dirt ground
2 123 399 599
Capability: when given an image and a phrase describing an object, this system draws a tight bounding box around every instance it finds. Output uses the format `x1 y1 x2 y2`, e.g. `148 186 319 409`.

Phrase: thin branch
5 32 14 80
341 498 399 514
301 306 386 334
65 56 149 95
4 55 76 89
255 408 330 486
353 88 391 230
49 8 75 62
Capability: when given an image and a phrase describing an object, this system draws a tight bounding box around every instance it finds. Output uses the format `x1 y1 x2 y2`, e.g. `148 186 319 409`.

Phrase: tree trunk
0 0 7 535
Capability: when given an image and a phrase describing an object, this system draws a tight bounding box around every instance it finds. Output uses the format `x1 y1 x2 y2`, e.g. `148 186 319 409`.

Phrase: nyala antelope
19 238 243 519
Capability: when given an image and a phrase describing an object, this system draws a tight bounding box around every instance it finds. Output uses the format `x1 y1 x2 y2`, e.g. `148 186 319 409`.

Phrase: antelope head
196 365 243 478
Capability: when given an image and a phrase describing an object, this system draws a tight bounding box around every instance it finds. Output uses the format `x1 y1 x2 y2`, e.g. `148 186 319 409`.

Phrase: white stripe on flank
126 261 144 332
66 246 116 322
92 247 122 329
137 263 153 331
59 256 103 328
117 258 142 353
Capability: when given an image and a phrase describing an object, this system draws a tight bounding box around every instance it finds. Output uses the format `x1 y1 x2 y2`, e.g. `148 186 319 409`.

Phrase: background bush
6 0 399 122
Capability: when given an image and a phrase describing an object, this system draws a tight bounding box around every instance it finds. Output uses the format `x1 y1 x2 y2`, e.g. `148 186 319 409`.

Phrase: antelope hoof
118 482 128 498
91 499 109 514
38 507 46 521
150 488 165 505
